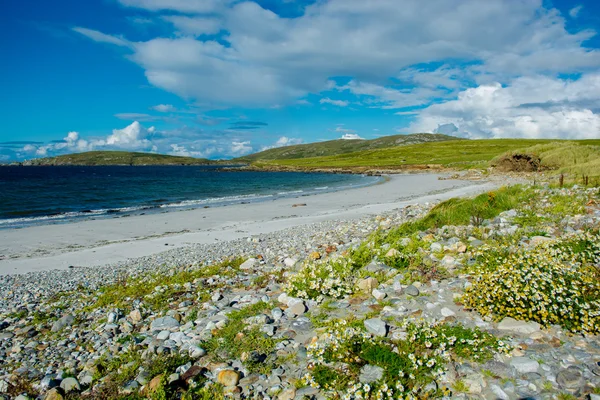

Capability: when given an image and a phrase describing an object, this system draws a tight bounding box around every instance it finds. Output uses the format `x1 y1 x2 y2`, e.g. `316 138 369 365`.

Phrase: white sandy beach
0 174 504 275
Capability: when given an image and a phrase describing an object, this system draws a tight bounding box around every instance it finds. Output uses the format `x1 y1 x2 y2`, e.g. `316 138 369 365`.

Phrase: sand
0 174 502 275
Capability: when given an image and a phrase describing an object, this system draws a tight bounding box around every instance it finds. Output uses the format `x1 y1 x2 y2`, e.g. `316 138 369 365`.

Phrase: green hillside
256 138 600 177
22 151 217 166
235 133 460 162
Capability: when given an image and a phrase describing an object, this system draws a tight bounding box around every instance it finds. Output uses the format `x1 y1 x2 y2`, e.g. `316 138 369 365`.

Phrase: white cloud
569 5 583 18
74 0 599 111
340 133 364 140
163 16 222 36
151 104 175 112
319 97 349 107
72 27 132 47
409 74 600 139
106 121 155 149
260 136 303 150
230 141 253 156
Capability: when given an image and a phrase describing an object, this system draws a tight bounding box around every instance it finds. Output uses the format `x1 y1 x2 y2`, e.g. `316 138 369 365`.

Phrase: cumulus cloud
230 141 253 156
151 104 175 112
340 133 364 140
117 0 229 13
163 15 222 36
106 121 156 149
409 74 600 139
319 98 349 107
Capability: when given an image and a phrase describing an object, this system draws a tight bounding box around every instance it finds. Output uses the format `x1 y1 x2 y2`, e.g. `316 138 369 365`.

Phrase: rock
359 365 384 383
308 252 321 260
189 346 206 359
357 277 379 293
146 375 164 395
287 298 307 316
44 389 64 400
372 288 387 301
283 258 297 267
240 258 258 270
490 384 509 400
463 378 482 394
430 242 442 252
364 318 387 337
440 307 456 317
150 316 180 331
156 330 170 340
497 317 540 334
217 369 240 387
510 357 539 374
403 285 420 297
129 309 142 324
0 380 8 393
556 366 583 389
51 315 75 332
385 248 400 257
181 366 203 382
278 387 296 400
60 377 80 393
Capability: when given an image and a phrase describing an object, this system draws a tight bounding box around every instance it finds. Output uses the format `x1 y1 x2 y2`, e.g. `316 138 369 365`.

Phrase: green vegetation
254 139 600 174
89 257 245 311
463 231 600 334
303 318 510 398
203 301 279 373
22 150 219 166
235 133 459 162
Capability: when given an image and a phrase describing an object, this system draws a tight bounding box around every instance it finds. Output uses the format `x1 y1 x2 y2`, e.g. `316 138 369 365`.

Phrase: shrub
462 232 600 334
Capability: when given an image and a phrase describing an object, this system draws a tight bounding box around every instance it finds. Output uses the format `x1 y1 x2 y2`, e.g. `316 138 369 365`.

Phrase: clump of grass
89 257 245 310
463 231 600 334
203 301 278 372
285 257 355 301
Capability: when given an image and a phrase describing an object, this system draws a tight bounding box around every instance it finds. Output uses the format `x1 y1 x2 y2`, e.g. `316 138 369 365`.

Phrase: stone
372 288 387 300
60 378 80 393
510 357 539 374
156 330 170 340
364 318 387 337
147 375 163 394
308 251 321 260
51 315 75 332
440 307 455 317
181 365 203 382
189 346 206 359
490 384 509 400
497 317 540 334
287 299 307 316
0 380 8 393
150 316 179 331
277 387 296 400
357 277 379 293
359 365 384 383
403 285 420 297
385 248 400 258
217 369 240 387
240 258 258 270
44 389 64 400
430 242 442 252
283 258 297 267
531 236 553 246
556 366 583 389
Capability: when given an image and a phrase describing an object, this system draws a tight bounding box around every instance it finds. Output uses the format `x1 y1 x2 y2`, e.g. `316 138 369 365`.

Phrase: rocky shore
0 184 599 399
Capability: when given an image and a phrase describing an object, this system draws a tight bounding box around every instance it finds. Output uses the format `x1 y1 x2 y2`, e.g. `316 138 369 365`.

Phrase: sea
0 166 381 229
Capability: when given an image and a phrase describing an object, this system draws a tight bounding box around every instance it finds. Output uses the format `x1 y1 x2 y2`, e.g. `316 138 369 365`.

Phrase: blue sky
1 0 599 160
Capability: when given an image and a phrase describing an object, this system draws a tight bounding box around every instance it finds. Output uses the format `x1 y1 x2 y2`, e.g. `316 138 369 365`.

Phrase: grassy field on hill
22 151 218 166
236 133 459 161
256 138 600 179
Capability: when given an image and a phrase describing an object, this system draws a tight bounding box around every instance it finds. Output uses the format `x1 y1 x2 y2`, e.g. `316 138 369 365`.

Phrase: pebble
364 318 387 337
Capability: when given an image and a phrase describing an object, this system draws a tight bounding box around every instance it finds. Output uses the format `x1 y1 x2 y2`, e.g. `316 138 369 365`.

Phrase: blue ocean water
0 166 380 228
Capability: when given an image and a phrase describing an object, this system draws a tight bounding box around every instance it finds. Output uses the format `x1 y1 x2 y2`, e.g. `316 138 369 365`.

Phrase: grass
253 139 600 175
203 301 279 372
88 257 245 311
235 133 458 162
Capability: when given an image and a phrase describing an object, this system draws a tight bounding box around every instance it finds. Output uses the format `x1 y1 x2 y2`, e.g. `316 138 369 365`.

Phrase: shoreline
0 173 509 276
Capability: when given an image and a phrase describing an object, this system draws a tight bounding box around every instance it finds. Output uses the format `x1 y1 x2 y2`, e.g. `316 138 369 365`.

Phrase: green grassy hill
235 133 460 162
22 151 217 166
256 138 600 178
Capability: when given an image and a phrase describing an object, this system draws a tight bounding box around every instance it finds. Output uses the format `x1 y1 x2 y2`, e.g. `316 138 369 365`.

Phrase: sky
1 0 600 161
